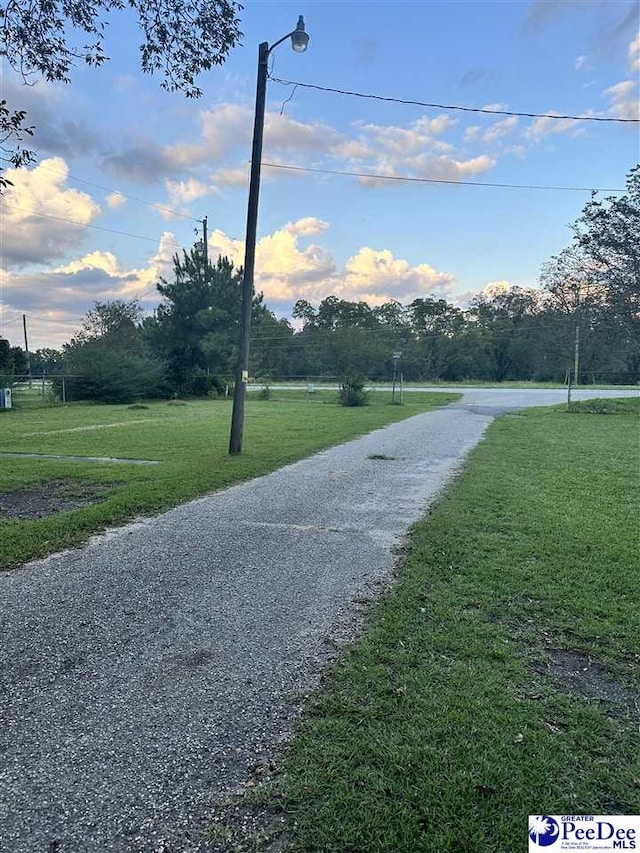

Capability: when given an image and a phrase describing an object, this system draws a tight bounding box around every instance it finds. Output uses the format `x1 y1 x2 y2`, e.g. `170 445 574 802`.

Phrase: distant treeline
2 165 638 401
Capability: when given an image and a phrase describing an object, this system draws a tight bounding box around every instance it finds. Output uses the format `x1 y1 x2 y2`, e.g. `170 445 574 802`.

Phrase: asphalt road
0 388 637 852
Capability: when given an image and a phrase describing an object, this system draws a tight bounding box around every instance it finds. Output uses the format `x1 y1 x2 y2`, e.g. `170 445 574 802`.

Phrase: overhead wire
0 199 186 250
261 162 625 193
269 76 640 123
0 156 202 223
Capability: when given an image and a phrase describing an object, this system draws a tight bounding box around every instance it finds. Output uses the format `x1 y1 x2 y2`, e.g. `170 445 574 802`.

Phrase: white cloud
0 157 101 268
283 218 330 237
339 247 455 303
0 215 458 345
164 177 217 208
0 233 179 348
574 55 590 71
482 280 511 298
105 192 127 209
356 153 495 187
465 117 519 146
526 110 593 138
209 163 249 188
209 220 455 306
264 112 342 157
332 115 494 185
603 79 640 120
452 280 512 308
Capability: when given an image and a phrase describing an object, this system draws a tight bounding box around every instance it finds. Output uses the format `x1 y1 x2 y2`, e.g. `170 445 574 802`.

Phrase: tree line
4 164 638 402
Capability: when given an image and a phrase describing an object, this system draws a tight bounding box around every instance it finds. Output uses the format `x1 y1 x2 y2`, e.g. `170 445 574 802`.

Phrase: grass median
0 390 458 569
263 398 640 852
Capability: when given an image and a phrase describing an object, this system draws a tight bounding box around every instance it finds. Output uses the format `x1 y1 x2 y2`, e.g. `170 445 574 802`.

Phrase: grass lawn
261 398 640 852
0 390 458 569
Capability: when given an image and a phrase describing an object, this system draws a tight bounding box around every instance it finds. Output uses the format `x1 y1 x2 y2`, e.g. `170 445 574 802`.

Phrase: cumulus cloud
209 163 250 187
331 115 495 186
1 215 457 345
603 78 640 119
164 177 217 208
0 233 178 347
452 280 512 308
526 110 593 137
0 157 101 267
283 218 330 237
466 117 519 145
339 248 455 303
106 192 127 209
211 219 455 306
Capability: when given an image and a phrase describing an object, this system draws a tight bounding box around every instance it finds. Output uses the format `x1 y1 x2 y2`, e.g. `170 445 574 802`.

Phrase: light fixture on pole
229 16 309 455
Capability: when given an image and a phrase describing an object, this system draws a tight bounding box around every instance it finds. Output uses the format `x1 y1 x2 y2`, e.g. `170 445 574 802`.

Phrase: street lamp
229 16 309 455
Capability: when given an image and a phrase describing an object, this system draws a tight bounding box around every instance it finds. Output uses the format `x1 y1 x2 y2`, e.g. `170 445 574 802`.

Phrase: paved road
0 388 636 852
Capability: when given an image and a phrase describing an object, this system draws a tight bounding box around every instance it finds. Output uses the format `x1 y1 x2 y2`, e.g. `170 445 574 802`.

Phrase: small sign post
391 351 402 404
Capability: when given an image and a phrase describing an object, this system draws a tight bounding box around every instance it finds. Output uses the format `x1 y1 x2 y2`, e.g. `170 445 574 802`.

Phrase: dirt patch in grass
0 480 113 519
533 648 639 719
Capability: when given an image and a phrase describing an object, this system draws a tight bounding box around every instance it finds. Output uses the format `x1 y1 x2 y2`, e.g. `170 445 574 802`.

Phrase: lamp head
291 15 309 52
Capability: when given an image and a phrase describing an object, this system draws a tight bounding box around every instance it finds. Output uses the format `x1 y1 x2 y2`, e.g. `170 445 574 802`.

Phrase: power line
269 76 640 123
0 156 202 223
261 162 625 192
0 199 186 249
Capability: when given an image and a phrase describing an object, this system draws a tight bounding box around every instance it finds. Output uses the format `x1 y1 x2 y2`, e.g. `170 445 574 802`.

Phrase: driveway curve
0 388 636 852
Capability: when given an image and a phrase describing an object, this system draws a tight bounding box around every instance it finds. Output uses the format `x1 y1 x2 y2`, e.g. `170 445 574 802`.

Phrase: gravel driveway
0 388 636 852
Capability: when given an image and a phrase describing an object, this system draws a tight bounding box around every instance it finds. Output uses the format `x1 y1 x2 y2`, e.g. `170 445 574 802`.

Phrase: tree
146 249 271 394
61 300 167 402
31 348 65 375
0 0 242 185
468 288 541 381
0 100 34 191
539 164 640 383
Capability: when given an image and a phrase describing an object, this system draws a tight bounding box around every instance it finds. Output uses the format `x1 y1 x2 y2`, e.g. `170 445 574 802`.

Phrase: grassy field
248 398 639 852
0 390 458 569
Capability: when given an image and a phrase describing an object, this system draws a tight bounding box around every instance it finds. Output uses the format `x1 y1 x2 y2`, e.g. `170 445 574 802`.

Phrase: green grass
266 402 640 852
0 391 458 569
568 396 640 415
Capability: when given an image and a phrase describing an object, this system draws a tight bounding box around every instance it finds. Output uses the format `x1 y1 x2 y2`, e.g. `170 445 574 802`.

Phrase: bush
338 374 368 407
56 344 169 403
185 370 226 398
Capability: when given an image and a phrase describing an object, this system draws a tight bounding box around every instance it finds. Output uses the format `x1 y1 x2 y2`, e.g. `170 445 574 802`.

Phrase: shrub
338 374 368 407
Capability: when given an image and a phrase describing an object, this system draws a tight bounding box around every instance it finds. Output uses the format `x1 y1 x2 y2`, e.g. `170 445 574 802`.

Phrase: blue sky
1 0 638 349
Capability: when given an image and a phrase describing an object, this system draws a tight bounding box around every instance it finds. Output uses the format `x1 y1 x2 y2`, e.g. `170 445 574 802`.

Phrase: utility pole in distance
391 351 402 404
22 314 32 387
202 215 208 266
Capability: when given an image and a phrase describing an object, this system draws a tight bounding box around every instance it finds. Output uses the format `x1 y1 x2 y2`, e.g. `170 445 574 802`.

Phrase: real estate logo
529 815 639 852
529 816 560 847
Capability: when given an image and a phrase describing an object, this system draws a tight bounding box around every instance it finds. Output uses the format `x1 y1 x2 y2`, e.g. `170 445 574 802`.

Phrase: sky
0 0 638 350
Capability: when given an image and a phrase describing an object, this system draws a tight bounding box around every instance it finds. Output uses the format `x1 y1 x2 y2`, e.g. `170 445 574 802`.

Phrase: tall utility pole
202 216 208 266
229 16 309 455
22 314 31 385
573 323 580 387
